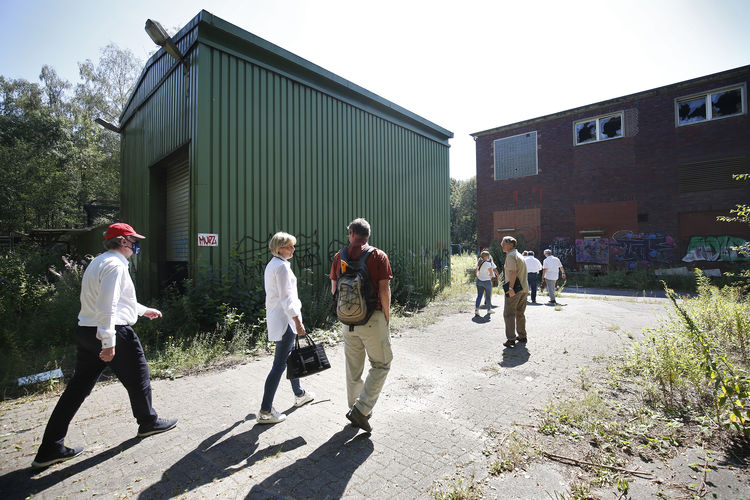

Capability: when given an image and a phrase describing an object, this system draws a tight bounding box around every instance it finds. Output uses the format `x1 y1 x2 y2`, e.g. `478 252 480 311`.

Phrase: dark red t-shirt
330 244 393 310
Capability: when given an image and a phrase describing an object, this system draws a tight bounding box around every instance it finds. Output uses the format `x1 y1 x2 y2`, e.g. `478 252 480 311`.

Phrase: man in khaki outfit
330 218 393 433
501 236 529 348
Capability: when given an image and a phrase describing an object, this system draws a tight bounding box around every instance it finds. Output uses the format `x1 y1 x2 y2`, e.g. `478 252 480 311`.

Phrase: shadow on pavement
500 344 530 368
471 314 492 324
0 437 141 500
138 413 306 499
246 425 372 499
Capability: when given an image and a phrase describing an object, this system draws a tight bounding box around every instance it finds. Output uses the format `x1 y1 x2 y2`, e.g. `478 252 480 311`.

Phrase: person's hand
508 289 516 297
295 322 306 336
143 308 162 320
100 347 115 362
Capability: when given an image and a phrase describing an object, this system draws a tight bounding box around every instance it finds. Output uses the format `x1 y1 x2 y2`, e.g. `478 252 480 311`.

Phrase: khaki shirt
503 249 529 293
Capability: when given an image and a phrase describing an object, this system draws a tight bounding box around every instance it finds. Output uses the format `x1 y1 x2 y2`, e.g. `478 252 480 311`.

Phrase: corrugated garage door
166 159 189 262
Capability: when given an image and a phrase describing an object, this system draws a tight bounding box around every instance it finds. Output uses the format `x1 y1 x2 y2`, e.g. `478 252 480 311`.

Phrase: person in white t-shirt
542 249 566 305
474 250 499 316
523 251 543 304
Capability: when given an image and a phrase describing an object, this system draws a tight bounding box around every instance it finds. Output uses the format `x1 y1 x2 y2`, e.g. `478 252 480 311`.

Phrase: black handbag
502 280 523 294
286 334 331 379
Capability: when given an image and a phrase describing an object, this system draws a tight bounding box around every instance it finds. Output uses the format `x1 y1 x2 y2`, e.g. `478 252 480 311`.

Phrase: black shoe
31 445 83 469
517 337 527 343
547 301 556 305
137 417 178 437
346 406 372 433
503 339 516 348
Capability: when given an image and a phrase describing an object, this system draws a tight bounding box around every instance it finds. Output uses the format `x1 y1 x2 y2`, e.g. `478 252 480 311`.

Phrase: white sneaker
474 308 480 316
486 308 495 314
257 407 286 424
294 390 315 407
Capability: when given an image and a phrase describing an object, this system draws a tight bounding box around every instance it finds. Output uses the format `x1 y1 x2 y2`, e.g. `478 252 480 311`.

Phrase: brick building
471 65 750 270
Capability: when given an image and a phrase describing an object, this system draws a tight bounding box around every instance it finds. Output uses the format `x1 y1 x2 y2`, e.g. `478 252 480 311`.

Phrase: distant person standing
474 250 498 316
523 251 543 304
501 236 528 348
32 223 177 469
542 249 566 305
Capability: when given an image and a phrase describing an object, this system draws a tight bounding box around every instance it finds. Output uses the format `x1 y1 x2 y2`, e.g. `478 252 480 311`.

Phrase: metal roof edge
121 10 452 144
470 64 750 138
198 11 452 143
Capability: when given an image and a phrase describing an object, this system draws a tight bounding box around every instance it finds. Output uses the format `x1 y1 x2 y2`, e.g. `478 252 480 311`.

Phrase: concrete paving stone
2 296 746 499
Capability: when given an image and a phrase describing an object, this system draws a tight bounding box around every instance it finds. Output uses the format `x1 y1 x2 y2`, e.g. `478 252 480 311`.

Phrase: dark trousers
39 325 157 453
528 273 538 302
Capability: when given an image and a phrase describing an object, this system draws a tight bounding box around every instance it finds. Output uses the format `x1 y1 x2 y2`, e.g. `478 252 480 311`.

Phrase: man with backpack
330 218 393 433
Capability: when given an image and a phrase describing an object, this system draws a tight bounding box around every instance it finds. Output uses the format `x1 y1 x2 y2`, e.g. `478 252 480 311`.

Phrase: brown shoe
346 406 372 433
503 339 516 348
517 337 527 343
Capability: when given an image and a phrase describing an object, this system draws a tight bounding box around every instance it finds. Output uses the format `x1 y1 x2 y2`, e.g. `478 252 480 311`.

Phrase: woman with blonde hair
257 232 315 424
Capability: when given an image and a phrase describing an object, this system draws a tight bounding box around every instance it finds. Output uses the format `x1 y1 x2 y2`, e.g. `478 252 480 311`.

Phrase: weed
431 475 482 500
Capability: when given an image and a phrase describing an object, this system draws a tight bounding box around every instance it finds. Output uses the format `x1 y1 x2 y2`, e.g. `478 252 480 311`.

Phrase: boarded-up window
493 131 538 181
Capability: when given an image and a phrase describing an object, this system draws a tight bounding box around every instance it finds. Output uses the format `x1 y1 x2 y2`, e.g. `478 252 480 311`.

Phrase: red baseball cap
104 223 146 239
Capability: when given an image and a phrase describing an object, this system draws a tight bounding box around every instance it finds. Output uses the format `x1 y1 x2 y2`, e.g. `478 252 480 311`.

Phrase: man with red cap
32 223 178 469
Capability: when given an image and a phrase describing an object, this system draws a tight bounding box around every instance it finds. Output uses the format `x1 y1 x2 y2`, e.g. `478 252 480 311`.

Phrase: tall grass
619 272 750 437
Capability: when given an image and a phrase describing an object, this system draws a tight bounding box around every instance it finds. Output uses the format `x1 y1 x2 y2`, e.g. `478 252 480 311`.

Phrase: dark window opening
600 115 622 139
712 88 742 117
638 213 648 223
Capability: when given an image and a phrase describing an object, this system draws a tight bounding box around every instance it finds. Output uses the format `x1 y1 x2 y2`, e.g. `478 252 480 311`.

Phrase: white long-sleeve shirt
78 251 147 348
264 256 302 341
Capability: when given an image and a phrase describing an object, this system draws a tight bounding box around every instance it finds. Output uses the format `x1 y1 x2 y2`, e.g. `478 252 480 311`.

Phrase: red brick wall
475 66 750 264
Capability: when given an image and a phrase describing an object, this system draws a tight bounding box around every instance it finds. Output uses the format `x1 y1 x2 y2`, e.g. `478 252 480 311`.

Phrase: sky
1 0 749 180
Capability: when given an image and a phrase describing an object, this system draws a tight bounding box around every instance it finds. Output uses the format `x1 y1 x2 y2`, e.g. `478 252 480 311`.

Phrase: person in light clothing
501 236 529 348
523 251 543 304
542 249 566 305
330 218 393 433
32 223 177 470
474 250 498 315
258 232 316 424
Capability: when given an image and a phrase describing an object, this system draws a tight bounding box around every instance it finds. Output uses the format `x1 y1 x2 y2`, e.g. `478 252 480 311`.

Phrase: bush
619 272 750 437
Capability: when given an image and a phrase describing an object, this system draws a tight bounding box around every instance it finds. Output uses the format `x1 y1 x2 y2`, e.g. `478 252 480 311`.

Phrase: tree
0 44 142 234
450 177 477 251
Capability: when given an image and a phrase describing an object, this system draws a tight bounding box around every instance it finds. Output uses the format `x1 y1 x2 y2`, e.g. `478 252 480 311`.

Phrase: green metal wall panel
192 45 449 290
120 12 450 298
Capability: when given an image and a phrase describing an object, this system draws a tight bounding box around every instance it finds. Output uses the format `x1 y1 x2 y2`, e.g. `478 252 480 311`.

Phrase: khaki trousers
344 310 392 415
503 291 528 341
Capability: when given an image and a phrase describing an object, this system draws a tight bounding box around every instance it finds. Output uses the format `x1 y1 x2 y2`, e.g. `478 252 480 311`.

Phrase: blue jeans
528 273 538 302
475 279 493 308
261 326 304 412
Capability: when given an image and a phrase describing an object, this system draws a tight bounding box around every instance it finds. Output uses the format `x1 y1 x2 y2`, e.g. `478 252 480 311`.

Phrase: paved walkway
1 295 670 499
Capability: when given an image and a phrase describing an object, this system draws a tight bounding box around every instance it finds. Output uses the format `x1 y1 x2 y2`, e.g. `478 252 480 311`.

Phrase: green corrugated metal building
120 10 453 297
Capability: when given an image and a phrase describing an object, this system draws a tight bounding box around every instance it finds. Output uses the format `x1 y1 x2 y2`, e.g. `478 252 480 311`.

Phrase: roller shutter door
166 159 189 262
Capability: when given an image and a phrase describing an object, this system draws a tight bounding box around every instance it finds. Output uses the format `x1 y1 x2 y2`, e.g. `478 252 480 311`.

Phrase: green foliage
388 246 448 309
0 44 142 235
566 268 698 292
620 272 750 438
450 177 477 250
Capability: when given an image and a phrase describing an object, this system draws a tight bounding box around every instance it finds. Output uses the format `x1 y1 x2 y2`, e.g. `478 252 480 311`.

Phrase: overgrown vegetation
0 245 455 398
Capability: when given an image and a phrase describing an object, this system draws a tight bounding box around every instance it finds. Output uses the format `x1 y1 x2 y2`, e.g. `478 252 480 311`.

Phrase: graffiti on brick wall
542 237 575 267
575 238 609 264
610 231 677 269
682 235 749 262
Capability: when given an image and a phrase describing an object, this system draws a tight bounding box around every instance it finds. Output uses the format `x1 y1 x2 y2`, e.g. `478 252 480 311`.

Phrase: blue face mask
130 240 141 255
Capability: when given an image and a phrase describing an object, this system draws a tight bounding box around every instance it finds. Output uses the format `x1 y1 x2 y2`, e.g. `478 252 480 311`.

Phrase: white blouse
264 256 302 341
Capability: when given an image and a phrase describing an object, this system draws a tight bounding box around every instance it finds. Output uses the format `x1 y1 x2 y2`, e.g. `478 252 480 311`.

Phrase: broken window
676 84 745 126
574 112 623 145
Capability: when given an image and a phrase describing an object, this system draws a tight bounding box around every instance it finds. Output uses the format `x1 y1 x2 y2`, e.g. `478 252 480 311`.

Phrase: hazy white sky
1 0 749 179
